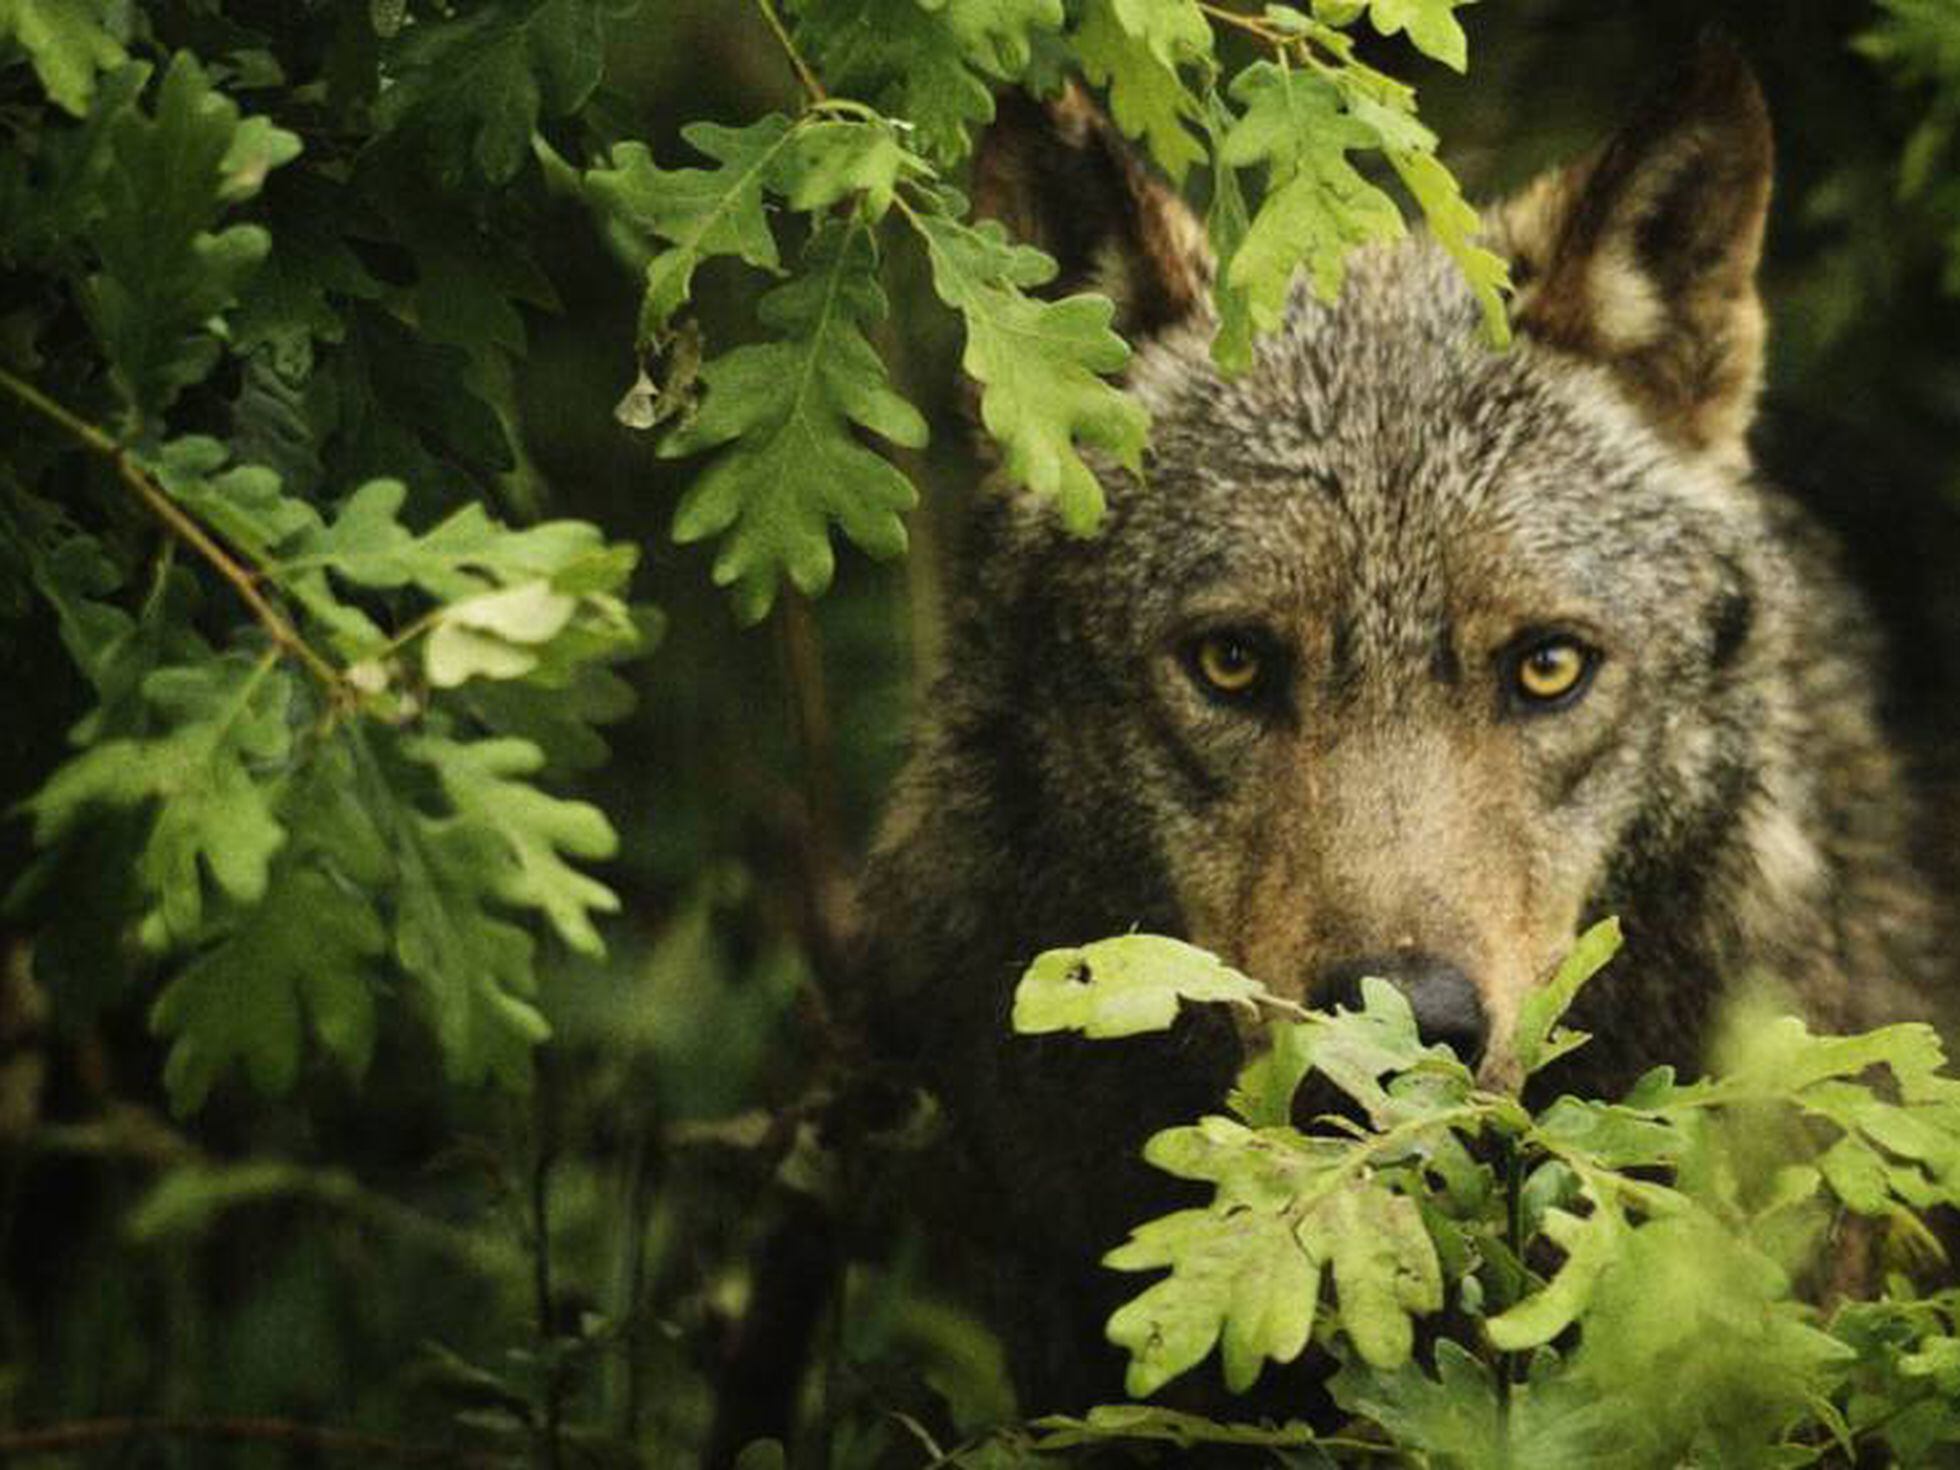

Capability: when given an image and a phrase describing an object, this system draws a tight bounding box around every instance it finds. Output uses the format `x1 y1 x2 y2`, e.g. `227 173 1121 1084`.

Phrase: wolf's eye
1510 635 1596 708
1191 631 1266 699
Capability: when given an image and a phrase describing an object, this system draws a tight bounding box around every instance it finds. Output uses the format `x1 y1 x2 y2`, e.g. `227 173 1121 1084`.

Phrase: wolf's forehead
1135 262 1558 507
1101 321 1679 642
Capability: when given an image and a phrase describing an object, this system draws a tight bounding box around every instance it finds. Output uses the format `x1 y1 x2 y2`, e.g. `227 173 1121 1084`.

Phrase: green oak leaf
150 743 387 1114
1558 1214 1854 1466
0 0 126 116
773 118 925 219
928 0 1064 75
1391 147 1512 346
660 221 925 623
1228 1019 1317 1126
585 115 796 338
346 730 560 1089
1013 934 1269 1038
1029 1405 1319 1452
24 653 295 950
1107 1118 1442 1392
1331 1340 1614 1470
1363 0 1471 71
1220 61 1405 330
390 802 549 1090
150 436 322 562
1203 87 1259 372
424 581 578 688
1512 917 1621 1076
1484 1191 1628 1352
83 52 300 418
1074 0 1207 182
1529 1098 1686 1172
912 199 1148 533
404 735 619 957
382 186 561 366
372 0 608 186
293 480 609 599
1330 1341 1505 1470
1688 1014 1960 1215
1106 1205 1321 1396
1105 0 1212 66
794 0 1062 163
281 478 636 661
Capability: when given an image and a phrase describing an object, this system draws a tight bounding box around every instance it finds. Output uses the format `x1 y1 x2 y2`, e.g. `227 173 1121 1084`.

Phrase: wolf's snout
1317 954 1489 1066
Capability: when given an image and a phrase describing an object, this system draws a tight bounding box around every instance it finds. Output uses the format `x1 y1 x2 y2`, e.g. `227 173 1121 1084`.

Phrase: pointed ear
971 84 1212 341
1490 40 1773 465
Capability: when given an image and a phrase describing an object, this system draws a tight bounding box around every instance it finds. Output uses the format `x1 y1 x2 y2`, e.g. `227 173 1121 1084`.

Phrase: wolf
854 46 1955 1412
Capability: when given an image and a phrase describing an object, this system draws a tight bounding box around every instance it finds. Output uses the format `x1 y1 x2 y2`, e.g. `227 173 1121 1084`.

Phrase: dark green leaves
26 653 297 952
11 412 643 1111
151 743 387 1113
590 102 1148 610
82 53 299 419
588 116 798 338
792 0 1062 163
588 117 933 618
372 0 611 187
1861 1 1960 290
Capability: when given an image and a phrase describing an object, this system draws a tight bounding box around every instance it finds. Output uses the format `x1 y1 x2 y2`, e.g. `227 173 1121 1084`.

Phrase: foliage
1861 0 1960 292
0 3 653 1114
1008 926 1960 1465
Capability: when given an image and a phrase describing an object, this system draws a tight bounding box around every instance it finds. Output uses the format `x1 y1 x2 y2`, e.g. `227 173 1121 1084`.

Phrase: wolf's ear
1491 41 1773 465
971 85 1212 342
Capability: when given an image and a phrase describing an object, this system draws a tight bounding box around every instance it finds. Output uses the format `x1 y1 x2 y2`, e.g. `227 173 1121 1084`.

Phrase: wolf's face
967 49 1780 1081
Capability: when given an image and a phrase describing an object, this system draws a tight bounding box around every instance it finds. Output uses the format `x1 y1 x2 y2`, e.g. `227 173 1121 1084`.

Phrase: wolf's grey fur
855 49 1955 1410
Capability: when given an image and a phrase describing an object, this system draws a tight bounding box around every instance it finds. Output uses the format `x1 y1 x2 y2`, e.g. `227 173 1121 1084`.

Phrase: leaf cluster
1011 925 1960 1466
581 0 1512 621
3 6 652 1112
1861 0 1960 293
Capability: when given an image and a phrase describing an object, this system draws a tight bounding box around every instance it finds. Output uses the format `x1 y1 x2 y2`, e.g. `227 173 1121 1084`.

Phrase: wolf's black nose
1316 954 1488 1066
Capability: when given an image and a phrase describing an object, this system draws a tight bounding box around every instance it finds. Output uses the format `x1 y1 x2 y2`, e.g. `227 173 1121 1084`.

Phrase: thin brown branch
530 1058 566 1470
0 1416 503 1466
755 0 828 104
1199 0 1282 41
777 592 856 1000
1198 0 1344 69
0 366 348 697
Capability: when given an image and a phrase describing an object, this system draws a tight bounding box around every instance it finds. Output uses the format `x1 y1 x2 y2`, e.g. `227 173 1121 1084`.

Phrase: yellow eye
1514 637 1592 704
1195 632 1264 696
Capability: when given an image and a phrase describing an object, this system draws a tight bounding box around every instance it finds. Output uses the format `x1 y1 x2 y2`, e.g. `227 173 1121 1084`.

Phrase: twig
0 1416 502 1465
0 366 347 698
754 0 828 104
616 1119 660 1443
775 593 859 1009
530 1059 566 1470
1198 0 1283 42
